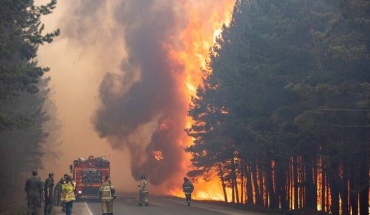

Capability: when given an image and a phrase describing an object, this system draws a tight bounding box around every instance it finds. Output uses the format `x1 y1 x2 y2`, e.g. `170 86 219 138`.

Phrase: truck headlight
78 191 82 194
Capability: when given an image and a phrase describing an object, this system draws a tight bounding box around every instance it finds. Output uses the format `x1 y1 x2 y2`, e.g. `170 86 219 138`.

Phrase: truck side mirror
70 165 73 173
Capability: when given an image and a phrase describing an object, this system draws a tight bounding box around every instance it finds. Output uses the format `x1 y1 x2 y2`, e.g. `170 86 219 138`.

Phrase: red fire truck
69 155 110 199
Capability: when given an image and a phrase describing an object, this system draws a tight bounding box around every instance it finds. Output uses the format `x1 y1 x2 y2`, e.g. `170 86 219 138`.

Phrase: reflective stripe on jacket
183 181 194 193
100 182 116 202
139 179 148 193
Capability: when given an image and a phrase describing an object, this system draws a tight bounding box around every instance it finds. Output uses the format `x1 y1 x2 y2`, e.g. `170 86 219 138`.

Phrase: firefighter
44 172 54 215
138 175 149 206
182 177 194 206
99 175 116 215
61 175 76 215
25 170 44 215
60 174 68 212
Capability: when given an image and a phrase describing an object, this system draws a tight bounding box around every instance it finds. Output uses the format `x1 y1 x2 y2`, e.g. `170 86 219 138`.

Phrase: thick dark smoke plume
63 1 190 186
96 1 188 186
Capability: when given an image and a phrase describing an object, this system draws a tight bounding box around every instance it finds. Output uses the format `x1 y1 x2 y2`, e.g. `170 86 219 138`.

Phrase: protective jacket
139 179 148 193
182 181 194 194
100 181 116 202
61 181 76 202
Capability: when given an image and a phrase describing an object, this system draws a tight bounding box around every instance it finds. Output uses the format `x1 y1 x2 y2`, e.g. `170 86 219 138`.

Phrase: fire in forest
85 0 236 197
57 0 370 213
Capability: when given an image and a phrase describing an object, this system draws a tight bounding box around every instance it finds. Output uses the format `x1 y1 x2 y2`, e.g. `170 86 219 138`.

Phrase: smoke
95 1 189 186
44 0 233 192
57 0 189 187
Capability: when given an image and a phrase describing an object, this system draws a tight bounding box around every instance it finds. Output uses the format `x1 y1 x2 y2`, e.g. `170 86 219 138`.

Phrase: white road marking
84 202 94 215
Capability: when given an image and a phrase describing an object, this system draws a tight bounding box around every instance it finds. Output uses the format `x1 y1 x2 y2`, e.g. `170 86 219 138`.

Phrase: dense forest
0 0 59 203
186 0 369 215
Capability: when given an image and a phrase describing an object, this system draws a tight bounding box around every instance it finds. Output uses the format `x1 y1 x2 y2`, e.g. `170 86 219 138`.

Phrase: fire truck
69 155 110 199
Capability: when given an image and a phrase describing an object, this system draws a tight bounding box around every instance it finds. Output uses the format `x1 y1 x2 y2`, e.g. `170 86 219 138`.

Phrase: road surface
55 193 265 215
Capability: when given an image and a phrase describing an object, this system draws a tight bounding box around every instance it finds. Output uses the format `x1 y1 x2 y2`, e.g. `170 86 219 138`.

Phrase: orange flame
152 150 164 161
171 177 233 202
168 1 234 201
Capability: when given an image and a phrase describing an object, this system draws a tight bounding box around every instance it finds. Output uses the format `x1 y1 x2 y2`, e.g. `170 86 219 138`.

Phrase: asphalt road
54 193 265 215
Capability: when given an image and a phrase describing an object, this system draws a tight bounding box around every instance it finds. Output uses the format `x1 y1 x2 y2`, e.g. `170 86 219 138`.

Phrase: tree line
186 1 369 215
0 0 60 202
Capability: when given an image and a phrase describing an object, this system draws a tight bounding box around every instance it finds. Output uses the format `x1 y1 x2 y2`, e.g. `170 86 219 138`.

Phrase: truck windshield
82 169 101 184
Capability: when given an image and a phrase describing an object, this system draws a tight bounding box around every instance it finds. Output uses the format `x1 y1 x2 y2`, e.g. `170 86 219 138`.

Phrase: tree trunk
328 162 340 215
293 156 299 209
350 154 358 215
326 175 330 213
240 161 245 204
267 160 277 208
321 161 326 212
251 161 263 205
276 158 288 209
358 150 369 215
341 162 349 215
313 159 318 210
299 156 304 208
231 157 240 204
303 155 316 210
246 164 253 204
258 164 265 206
219 163 228 203
231 174 235 203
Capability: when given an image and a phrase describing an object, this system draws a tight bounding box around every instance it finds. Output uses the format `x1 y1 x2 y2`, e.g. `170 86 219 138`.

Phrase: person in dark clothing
182 177 194 206
44 172 54 215
54 178 63 206
25 170 44 215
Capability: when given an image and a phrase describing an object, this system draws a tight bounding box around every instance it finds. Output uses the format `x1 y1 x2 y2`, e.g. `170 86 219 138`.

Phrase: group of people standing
24 170 76 215
24 170 116 215
25 170 194 215
137 175 195 206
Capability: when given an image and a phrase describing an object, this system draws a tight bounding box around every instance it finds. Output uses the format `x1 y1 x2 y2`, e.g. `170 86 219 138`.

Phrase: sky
35 0 234 195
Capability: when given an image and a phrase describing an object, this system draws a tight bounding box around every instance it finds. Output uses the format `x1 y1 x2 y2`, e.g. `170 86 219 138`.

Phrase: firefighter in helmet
60 174 68 212
182 177 194 206
138 174 149 206
99 175 116 215
61 175 76 215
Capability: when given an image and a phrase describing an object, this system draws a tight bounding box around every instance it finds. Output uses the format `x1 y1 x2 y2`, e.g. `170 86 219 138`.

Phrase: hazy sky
35 0 234 195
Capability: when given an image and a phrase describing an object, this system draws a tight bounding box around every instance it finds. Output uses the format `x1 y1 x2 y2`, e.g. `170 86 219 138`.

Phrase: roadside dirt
201 200 330 215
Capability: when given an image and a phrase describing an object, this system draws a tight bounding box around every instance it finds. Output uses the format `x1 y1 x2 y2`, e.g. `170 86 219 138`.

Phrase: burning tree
187 0 370 214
